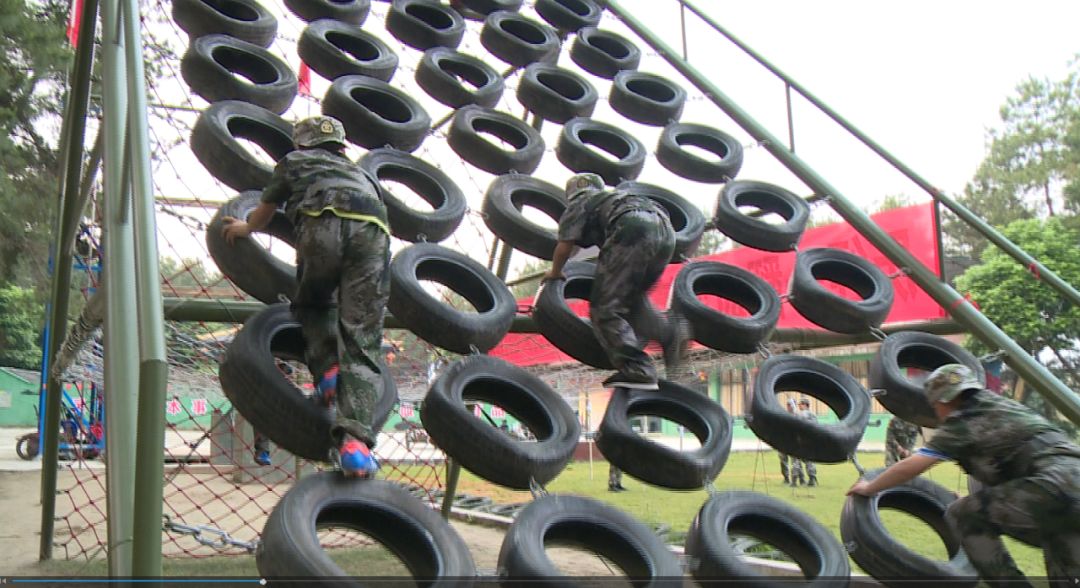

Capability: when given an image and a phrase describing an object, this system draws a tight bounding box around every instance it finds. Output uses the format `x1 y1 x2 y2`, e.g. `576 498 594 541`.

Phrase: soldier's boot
313 365 339 408
808 476 818 487
793 475 805 487
782 474 790 485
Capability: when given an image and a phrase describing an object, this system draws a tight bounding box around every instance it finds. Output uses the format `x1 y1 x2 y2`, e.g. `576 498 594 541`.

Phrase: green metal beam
605 0 1080 425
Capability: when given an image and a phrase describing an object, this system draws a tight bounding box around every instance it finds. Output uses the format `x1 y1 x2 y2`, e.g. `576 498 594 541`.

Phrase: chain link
163 514 258 553
528 477 548 499
869 326 888 341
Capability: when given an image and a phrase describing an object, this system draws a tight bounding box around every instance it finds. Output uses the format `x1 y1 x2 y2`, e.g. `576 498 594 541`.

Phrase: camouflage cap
924 364 982 404
565 173 605 202
293 115 346 148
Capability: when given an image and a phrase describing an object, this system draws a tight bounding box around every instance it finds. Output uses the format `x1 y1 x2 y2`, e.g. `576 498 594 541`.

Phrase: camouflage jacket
885 417 921 454
557 188 670 248
261 148 388 232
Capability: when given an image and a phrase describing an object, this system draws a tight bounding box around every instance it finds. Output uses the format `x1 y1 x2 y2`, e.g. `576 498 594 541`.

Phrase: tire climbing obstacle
45 0 1073 583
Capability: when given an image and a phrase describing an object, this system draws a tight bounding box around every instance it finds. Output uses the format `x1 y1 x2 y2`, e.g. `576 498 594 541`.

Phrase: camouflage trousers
945 455 1080 587
884 446 906 467
591 210 675 382
780 453 815 483
609 464 622 487
293 214 390 448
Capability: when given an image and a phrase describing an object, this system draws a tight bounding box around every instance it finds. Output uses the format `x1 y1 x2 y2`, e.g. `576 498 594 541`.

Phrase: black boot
808 477 818 487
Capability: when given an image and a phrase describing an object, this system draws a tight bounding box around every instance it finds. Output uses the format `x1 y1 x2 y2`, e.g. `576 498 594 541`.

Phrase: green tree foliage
0 0 72 293
0 285 45 368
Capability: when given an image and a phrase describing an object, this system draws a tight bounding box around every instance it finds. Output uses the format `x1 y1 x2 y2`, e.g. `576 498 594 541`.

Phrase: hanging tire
869 331 985 428
206 191 298 304
358 148 466 243
609 70 687 127
386 0 466 50
616 180 706 261
788 247 895 334
480 11 561 68
534 0 601 33
748 354 871 463
322 75 431 153
532 261 612 368
298 19 398 82
570 26 640 79
388 243 516 353
447 105 545 175
499 494 683 581
555 117 646 186
421 355 579 489
596 382 733 489
657 122 744 183
171 0 278 47
283 0 369 23
453 0 520 16
190 100 294 192
686 491 851 586
219 304 397 461
841 469 977 587
415 47 504 108
257 474 476 581
516 62 598 124
16 433 39 461
482 174 566 260
714 180 810 252
180 34 298 114
670 261 781 353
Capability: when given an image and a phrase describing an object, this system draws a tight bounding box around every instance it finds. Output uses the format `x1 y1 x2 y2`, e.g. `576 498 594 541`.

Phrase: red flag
66 0 84 46
298 61 312 97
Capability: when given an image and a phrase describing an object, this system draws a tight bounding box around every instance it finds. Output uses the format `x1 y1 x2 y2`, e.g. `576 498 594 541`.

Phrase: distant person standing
884 416 921 467
793 397 818 487
778 399 797 485
608 464 626 492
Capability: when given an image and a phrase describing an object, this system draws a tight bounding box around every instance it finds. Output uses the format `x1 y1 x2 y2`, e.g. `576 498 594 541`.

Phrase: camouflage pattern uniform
778 452 792 484
792 403 818 485
919 368 1080 586
261 122 390 448
556 184 675 383
884 416 921 466
608 463 623 490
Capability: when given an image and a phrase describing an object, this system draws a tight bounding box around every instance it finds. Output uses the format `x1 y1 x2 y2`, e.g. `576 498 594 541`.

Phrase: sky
143 0 1080 276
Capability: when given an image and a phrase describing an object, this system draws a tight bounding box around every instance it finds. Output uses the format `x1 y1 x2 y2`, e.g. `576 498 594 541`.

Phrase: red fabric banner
298 62 313 97
490 202 945 367
66 0 84 46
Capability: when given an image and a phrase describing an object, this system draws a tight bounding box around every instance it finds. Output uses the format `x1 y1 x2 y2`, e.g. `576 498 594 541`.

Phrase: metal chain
756 342 773 360
528 477 548 499
869 326 888 341
849 453 866 477
163 514 258 553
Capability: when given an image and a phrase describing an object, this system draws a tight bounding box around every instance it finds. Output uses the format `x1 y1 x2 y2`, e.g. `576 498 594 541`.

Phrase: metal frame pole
100 0 140 574
39 0 100 560
604 0 1080 425
121 0 168 575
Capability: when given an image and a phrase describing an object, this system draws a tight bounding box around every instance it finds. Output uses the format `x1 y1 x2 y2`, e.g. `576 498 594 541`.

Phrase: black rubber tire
453 0 520 16
190 100 294 192
788 248 895 334
481 174 566 260
687 491 851 587
172 0 278 47
297 19 398 82
16 433 39 461
480 11 561 68
386 0 466 50
421 354 580 489
714 180 810 252
358 148 466 243
596 382 733 489
205 191 298 304
532 261 612 368
869 331 985 428
609 70 687 127
257 474 476 581
657 122 744 183
322 75 431 153
283 0 369 23
498 494 683 582
516 62 598 124
219 304 397 461
534 0 601 33
446 105 545 175
555 116 646 186
615 180 706 261
748 354 871 463
388 243 516 353
415 47 504 108
841 469 977 587
180 34 298 114
569 26 641 79
670 261 781 353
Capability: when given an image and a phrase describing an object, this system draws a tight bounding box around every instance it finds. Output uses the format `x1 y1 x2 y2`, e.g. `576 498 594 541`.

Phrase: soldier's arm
545 241 577 282
847 453 940 497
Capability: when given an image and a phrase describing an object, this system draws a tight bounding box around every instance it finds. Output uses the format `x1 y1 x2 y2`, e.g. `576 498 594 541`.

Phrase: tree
0 285 45 369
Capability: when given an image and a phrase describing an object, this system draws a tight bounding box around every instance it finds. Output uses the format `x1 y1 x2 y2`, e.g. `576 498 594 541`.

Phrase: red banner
490 202 944 367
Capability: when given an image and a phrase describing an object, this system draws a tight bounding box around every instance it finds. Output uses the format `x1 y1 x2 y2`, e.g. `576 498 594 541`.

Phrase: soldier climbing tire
616 180 706 261
532 261 613 369
171 0 278 47
713 180 809 252
788 247 895 335
358 148 466 243
421 355 580 489
206 191 297 304
257 474 476 581
481 174 566 260
447 106 545 175
219 304 397 462
298 19 398 82
569 26 640 79
180 34 298 114
190 100 294 192
670 261 781 353
322 75 431 153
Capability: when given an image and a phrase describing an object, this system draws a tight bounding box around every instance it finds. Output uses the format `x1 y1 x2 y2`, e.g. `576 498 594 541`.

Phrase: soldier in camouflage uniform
223 115 390 478
848 364 1080 586
884 415 921 466
792 397 818 486
543 173 688 389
